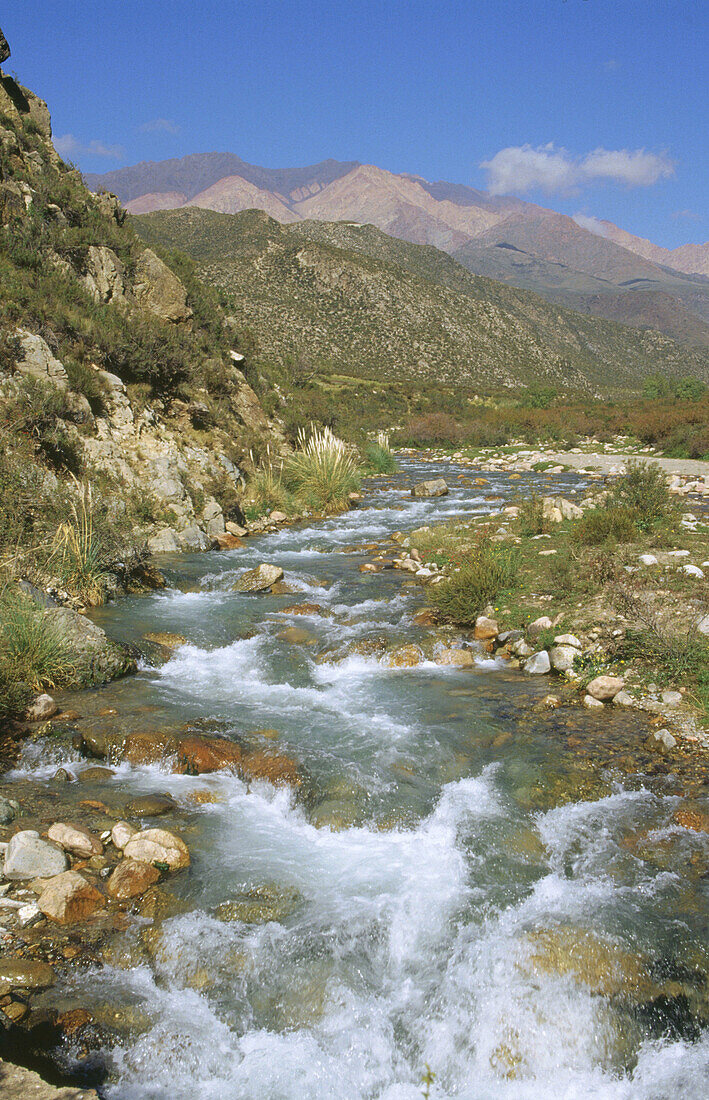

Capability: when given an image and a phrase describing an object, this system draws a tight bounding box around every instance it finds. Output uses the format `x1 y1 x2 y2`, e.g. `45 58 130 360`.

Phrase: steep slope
185 175 300 221
0 67 283 562
593 219 709 278
132 207 709 395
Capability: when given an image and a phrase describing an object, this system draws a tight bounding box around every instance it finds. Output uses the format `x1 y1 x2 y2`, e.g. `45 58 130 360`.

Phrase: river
11 458 709 1098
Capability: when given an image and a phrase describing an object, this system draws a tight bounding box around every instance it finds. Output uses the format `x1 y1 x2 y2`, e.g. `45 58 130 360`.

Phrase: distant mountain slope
132 207 708 395
88 152 709 346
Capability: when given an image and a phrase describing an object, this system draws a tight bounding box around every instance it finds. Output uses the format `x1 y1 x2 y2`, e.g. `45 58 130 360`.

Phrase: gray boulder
133 248 192 323
3 830 68 880
548 645 578 673
43 605 136 687
13 329 68 387
411 479 448 498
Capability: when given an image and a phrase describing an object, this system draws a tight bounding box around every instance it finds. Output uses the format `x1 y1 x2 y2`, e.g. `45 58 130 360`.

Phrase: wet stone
124 794 177 817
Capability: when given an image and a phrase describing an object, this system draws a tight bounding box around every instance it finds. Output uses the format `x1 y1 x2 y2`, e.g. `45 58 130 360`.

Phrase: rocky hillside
88 153 709 347
0 64 283 565
132 207 709 395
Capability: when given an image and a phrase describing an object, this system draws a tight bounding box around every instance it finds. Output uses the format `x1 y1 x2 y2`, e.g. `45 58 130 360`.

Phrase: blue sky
3 1 706 247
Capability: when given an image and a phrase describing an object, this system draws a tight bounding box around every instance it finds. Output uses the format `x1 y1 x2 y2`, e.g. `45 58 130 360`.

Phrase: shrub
607 460 676 533
399 413 465 447
571 505 639 546
428 539 519 625
63 357 108 414
0 587 74 691
283 426 362 513
516 492 551 537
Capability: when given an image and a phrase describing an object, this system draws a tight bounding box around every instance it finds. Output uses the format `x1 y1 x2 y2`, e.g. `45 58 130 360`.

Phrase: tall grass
362 431 398 475
52 480 109 605
283 425 362 513
0 587 75 696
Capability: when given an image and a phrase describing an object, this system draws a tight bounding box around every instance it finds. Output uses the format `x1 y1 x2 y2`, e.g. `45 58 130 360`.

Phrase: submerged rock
382 644 425 668
0 960 55 995
213 884 302 924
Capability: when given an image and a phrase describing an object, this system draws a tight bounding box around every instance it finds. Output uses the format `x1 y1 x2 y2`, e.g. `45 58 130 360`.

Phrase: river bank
1 456 708 1098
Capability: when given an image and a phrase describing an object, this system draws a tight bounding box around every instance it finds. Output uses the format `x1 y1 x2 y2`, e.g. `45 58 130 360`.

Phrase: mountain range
86 154 709 350
131 206 709 396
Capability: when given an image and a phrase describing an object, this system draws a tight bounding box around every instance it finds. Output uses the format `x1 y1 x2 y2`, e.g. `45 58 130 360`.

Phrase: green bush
428 539 519 625
570 505 639 546
607 460 676 533
63 357 108 414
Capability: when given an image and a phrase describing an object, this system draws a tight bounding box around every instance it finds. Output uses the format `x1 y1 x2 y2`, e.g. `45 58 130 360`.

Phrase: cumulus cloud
139 118 180 134
481 143 674 196
54 133 124 160
572 213 610 237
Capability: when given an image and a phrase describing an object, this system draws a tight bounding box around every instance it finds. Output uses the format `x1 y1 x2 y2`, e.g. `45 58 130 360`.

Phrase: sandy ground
545 453 709 478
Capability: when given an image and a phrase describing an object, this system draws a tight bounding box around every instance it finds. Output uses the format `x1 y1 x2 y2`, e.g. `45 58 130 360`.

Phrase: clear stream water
15 459 709 1098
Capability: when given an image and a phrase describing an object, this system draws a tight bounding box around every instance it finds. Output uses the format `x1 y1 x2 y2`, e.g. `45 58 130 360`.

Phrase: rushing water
15 459 709 1098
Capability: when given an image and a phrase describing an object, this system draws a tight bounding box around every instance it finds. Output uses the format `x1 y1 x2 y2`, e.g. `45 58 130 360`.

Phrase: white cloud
139 118 180 134
54 133 124 160
481 143 674 196
671 209 702 222
572 213 610 237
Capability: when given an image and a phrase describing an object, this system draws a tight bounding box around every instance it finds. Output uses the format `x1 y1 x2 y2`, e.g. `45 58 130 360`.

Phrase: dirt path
545 452 709 478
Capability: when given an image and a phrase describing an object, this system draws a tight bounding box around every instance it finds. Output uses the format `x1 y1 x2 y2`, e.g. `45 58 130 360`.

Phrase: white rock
638 554 658 566
668 550 690 558
553 634 581 648
25 693 58 721
17 903 42 927
110 821 137 850
524 651 551 675
612 691 634 707
661 690 683 706
3 831 68 881
681 565 705 578
548 645 578 672
584 694 604 708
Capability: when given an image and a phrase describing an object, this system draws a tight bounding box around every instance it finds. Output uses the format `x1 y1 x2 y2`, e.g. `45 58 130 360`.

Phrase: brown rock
133 247 192 323
215 533 243 550
123 828 190 871
281 603 326 616
106 859 161 900
143 631 187 648
125 794 177 817
0 1058 99 1099
173 736 301 787
474 616 499 641
673 807 709 833
47 823 103 858
585 675 624 702
37 871 105 924
77 766 115 782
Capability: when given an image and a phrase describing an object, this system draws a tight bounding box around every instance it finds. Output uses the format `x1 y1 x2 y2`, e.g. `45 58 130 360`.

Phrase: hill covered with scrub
0 61 286 574
133 207 709 397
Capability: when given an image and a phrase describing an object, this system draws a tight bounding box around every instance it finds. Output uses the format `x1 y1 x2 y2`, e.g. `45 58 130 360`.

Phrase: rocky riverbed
1 456 708 1098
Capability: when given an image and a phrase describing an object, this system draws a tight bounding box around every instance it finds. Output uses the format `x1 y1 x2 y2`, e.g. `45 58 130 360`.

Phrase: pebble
660 691 683 706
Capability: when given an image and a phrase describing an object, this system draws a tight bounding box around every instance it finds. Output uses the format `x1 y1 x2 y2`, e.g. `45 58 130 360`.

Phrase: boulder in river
26 693 58 721
3 830 69 880
47 822 103 858
123 827 190 871
474 616 499 640
524 651 551 675
0 960 55 995
37 871 106 924
43 605 136 687
107 858 161 900
234 563 284 592
411 478 448 498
